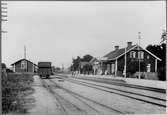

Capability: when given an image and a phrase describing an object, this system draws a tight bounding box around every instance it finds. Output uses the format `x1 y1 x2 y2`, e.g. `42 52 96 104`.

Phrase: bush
6 68 14 73
158 67 166 81
2 73 34 113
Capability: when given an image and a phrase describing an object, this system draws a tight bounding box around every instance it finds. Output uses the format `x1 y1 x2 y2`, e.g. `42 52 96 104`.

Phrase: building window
21 60 27 69
13 64 15 72
138 51 144 59
147 55 150 59
130 51 136 58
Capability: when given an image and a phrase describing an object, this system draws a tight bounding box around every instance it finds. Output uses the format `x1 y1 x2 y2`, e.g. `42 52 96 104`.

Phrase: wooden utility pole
124 46 127 78
0 1 7 114
0 1 2 114
161 29 167 80
165 0 167 84
24 45 26 59
138 32 141 79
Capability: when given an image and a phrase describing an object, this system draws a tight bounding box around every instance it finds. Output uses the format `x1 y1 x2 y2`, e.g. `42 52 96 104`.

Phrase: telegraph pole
0 0 2 113
165 0 167 86
0 1 7 114
166 0 167 84
161 29 167 80
124 46 127 78
24 45 26 59
62 64 64 72
138 32 141 79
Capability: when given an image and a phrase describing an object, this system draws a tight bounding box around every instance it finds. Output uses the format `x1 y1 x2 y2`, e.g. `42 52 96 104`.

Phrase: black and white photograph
0 0 166 115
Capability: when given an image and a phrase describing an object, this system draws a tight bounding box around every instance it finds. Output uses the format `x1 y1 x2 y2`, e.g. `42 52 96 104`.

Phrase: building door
111 63 115 74
107 64 110 75
21 60 27 72
147 64 151 72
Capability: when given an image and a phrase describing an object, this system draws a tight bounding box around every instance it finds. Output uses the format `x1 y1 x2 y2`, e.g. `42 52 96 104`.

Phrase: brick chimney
127 42 132 47
114 45 119 50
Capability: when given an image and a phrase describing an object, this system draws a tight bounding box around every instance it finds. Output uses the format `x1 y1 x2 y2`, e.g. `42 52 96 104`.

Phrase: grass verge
2 72 34 114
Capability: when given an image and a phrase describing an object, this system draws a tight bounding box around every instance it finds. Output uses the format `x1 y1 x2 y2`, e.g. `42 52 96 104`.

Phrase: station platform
68 74 166 90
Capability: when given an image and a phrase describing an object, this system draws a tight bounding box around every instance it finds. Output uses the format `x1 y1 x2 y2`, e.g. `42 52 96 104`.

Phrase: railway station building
99 42 161 79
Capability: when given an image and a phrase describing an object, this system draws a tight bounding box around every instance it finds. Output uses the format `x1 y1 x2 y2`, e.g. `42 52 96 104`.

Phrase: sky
2 1 166 68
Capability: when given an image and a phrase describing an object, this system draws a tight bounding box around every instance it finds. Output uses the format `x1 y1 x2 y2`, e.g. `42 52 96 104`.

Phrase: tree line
146 43 166 80
70 43 166 81
70 54 93 74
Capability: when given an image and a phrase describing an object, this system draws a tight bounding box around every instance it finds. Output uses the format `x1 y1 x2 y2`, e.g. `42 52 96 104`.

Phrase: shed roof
11 58 37 66
38 62 51 67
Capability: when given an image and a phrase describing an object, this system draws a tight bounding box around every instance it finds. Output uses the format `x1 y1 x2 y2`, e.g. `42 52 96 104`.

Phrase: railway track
74 78 165 101
75 77 166 93
41 78 126 115
57 74 166 93
41 79 88 115
55 74 166 108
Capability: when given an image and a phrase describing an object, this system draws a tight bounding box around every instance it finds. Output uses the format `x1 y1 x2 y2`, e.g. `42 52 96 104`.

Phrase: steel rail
76 77 166 93
71 78 166 101
65 78 166 107
48 79 104 115
57 74 166 93
54 75 166 107
41 79 89 115
48 78 127 114
41 79 68 115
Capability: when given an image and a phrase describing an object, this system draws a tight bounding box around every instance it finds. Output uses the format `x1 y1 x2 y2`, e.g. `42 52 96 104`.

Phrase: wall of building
132 47 156 72
14 60 34 73
27 61 33 72
142 51 156 72
105 49 157 77
15 62 24 72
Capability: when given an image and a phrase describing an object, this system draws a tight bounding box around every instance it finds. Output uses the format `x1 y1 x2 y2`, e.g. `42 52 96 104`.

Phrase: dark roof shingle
103 45 136 60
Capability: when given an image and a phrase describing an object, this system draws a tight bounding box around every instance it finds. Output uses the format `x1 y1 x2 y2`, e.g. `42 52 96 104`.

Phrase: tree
146 43 166 80
72 56 81 71
2 63 6 69
81 54 93 62
81 54 93 74
71 54 93 73
82 64 93 75
146 43 166 67
6 69 13 73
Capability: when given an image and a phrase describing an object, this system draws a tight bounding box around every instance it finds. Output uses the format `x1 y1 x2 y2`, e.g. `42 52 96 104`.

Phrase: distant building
89 57 102 75
101 42 161 79
11 58 38 73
